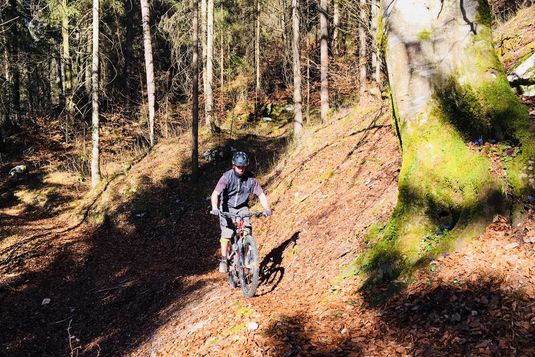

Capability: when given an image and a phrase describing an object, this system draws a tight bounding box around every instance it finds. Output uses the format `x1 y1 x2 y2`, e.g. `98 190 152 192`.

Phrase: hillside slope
1 92 535 356
131 97 402 355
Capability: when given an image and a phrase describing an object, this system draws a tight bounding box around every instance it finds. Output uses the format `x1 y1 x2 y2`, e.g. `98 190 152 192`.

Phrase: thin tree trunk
140 0 156 147
371 0 378 84
333 0 340 56
26 60 33 115
192 0 199 179
206 0 214 128
280 0 290 86
91 0 101 189
62 0 74 135
219 1 224 112
57 44 65 108
201 0 207 96
319 0 329 121
85 32 92 96
359 0 367 93
2 42 8 82
8 0 20 118
292 0 303 136
47 56 53 106
255 0 261 114
123 0 134 103
306 0 310 123
373 0 382 84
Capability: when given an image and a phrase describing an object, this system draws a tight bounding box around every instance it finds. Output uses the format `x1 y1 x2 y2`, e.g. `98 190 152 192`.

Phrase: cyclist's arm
211 190 220 211
258 192 270 211
253 180 270 211
212 175 228 210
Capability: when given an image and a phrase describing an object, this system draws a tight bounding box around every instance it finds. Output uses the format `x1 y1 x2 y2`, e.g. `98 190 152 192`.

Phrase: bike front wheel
238 235 260 298
228 255 239 289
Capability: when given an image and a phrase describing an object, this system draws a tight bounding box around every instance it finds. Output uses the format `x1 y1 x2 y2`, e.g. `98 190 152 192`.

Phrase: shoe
219 259 228 273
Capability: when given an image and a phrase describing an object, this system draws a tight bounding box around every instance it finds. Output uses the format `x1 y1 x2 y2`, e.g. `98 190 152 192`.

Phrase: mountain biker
210 151 272 273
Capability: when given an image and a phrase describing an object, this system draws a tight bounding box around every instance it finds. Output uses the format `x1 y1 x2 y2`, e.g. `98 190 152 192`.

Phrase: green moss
375 2 386 58
235 307 254 317
319 169 334 182
433 78 488 140
353 100 506 294
225 323 246 335
476 0 493 27
476 74 533 197
417 30 431 41
433 72 533 198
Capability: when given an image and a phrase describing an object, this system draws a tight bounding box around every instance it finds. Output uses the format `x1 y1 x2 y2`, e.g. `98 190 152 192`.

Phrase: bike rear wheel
238 235 260 298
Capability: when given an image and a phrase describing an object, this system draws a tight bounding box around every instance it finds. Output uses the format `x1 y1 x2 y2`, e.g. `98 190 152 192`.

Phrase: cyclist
210 151 272 273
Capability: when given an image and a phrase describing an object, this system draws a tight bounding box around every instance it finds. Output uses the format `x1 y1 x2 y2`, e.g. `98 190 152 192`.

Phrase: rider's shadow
258 231 300 295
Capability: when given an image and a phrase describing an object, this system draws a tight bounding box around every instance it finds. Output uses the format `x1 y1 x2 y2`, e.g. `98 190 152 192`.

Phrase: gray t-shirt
215 169 264 209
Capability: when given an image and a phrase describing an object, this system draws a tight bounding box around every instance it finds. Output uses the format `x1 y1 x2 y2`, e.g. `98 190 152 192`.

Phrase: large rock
508 52 535 96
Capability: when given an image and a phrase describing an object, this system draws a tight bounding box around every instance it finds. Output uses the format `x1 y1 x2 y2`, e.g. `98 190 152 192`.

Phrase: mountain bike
219 211 265 298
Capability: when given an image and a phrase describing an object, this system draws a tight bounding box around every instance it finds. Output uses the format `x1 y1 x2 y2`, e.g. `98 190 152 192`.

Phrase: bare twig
67 319 81 357
94 280 135 293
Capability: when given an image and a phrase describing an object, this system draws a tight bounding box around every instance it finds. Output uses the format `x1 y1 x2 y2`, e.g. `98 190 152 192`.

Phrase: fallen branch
93 280 135 293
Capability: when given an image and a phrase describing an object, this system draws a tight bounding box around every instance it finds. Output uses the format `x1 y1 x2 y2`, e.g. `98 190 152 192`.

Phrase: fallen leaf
505 242 519 250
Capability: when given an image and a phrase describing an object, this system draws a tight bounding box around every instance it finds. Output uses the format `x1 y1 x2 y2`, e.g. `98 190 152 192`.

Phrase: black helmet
232 151 249 166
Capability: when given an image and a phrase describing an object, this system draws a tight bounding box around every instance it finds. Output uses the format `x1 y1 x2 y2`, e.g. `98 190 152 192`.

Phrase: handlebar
219 211 266 219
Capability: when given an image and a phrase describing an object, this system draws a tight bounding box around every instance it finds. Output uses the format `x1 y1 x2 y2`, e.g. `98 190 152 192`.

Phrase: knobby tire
228 254 239 289
238 235 260 298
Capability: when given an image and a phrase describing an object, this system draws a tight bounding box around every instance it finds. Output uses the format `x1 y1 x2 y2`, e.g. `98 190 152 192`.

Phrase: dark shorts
219 206 250 239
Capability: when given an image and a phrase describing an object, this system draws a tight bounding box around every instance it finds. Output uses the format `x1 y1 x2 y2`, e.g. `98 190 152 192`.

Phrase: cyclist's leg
219 214 234 272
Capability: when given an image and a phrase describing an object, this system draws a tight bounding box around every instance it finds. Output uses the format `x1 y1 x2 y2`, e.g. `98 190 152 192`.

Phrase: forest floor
2 9 535 356
1 93 534 356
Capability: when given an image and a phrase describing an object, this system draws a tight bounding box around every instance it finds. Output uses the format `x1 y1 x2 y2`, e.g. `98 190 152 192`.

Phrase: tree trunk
62 0 74 133
8 0 20 119
306 0 310 123
26 59 34 115
280 0 290 86
56 44 65 108
371 0 382 85
47 56 53 106
255 0 261 113
358 0 367 94
192 0 200 179
91 0 101 189
332 0 340 56
123 0 134 104
292 0 303 136
201 0 207 96
140 0 156 147
376 0 534 277
206 0 214 128
219 1 224 112
85 33 92 96
319 0 329 121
